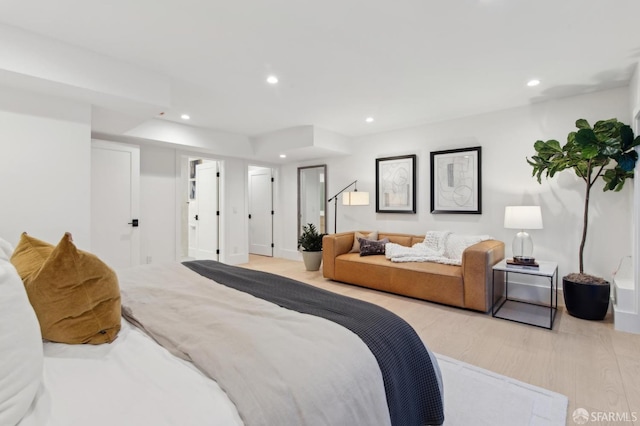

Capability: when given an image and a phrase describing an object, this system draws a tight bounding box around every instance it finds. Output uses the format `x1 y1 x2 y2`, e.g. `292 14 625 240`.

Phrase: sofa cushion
378 233 414 246
335 253 464 307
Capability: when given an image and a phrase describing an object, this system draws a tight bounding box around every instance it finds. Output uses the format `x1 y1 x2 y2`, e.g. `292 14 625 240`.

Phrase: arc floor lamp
327 180 370 233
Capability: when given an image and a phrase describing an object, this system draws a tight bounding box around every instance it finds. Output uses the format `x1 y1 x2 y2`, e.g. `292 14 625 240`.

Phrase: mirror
298 165 327 238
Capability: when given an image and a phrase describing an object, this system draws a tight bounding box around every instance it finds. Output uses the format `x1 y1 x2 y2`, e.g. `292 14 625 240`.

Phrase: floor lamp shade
328 180 369 233
504 206 543 260
342 191 370 206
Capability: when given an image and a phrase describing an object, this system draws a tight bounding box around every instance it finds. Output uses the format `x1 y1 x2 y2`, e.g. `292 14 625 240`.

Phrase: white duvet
18 319 243 426
118 261 392 426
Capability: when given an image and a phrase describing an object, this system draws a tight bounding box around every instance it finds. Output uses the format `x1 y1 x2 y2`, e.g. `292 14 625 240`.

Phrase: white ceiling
1 0 640 140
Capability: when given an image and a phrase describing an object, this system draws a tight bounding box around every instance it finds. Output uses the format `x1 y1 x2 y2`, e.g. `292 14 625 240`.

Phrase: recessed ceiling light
365 117 374 123
527 79 540 87
279 154 286 158
267 75 279 85
181 114 190 120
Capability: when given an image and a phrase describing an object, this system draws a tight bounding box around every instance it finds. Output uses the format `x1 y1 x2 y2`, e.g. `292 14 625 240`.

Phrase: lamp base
512 231 534 260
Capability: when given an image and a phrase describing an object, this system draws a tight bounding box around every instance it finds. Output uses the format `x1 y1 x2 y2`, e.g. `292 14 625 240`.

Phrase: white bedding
18 319 243 426
119 261 391 426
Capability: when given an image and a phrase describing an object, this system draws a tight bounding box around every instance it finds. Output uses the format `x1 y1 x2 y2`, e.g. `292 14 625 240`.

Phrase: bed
2 234 444 426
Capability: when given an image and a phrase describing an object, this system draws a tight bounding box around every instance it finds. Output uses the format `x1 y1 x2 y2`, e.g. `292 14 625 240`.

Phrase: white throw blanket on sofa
385 231 491 265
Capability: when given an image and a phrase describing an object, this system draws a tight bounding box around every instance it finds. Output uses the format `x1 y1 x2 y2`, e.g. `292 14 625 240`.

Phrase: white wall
0 87 92 248
277 162 308 260
139 144 176 264
126 142 251 265
224 157 249 264
278 87 633 281
0 83 632 284
618 62 640 333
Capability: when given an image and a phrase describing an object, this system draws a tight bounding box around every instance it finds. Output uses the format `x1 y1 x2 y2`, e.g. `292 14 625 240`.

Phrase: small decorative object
503 206 543 263
430 147 481 214
297 223 326 271
376 154 416 213
528 118 640 320
327 180 369 234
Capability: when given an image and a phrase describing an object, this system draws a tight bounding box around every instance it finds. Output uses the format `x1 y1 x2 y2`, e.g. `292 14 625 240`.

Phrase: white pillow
0 257 43 425
0 237 14 261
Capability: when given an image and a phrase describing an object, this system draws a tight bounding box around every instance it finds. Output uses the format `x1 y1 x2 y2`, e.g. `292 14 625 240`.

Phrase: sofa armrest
461 239 505 312
322 232 356 279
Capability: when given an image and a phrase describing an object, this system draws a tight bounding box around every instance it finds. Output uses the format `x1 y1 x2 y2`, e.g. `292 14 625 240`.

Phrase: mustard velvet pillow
11 232 121 344
9 233 54 283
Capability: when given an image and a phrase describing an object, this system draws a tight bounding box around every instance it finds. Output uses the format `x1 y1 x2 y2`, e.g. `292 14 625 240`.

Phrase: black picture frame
375 154 417 214
430 146 481 214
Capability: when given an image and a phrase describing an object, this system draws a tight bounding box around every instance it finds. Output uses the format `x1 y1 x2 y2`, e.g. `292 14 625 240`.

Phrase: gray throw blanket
184 260 445 426
119 262 392 426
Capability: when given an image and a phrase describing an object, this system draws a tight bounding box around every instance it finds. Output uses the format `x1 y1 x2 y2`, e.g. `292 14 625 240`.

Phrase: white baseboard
277 248 302 262
613 306 640 334
225 252 248 265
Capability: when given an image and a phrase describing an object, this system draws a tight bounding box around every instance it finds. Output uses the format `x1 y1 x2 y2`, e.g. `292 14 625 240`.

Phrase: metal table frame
491 260 558 330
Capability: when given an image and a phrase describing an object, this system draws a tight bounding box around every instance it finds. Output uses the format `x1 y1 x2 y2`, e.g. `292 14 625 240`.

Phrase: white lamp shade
504 206 543 229
342 191 370 206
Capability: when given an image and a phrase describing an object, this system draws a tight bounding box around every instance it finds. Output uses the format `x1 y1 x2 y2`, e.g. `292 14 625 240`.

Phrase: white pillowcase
0 237 14 261
0 254 43 425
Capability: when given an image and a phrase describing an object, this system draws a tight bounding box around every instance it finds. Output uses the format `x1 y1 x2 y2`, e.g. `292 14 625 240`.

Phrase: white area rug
436 354 568 426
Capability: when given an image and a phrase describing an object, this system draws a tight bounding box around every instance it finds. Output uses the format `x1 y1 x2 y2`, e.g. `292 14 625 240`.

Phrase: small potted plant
527 118 640 320
297 223 326 271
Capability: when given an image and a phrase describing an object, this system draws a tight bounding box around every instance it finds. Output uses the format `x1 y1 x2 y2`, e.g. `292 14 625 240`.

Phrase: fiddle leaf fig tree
527 118 640 275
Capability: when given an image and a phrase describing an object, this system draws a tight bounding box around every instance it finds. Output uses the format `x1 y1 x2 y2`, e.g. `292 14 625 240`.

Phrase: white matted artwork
430 146 481 214
375 154 416 213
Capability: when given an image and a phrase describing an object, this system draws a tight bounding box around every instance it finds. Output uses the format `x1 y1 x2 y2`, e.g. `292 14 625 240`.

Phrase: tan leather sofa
322 231 505 312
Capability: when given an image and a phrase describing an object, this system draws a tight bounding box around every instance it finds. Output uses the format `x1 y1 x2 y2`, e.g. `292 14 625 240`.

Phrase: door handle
128 219 139 227
194 214 199 220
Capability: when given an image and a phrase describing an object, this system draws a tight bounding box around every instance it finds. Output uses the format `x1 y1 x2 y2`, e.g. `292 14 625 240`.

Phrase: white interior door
194 162 219 260
91 141 140 268
249 168 273 256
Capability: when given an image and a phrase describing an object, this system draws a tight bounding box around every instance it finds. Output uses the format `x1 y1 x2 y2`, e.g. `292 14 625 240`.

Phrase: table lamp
504 206 543 263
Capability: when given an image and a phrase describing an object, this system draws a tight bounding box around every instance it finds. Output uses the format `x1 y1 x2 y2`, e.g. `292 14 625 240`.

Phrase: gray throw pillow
358 237 389 256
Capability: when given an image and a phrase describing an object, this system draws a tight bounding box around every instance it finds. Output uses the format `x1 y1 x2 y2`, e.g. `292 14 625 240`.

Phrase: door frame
175 153 224 262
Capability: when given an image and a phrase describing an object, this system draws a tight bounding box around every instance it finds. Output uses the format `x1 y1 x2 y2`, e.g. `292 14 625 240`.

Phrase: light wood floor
241 255 640 426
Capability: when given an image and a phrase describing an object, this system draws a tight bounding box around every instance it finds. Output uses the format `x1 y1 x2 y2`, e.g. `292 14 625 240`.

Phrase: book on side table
506 258 539 269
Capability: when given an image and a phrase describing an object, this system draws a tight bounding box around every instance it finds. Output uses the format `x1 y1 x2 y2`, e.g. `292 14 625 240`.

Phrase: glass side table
491 259 558 329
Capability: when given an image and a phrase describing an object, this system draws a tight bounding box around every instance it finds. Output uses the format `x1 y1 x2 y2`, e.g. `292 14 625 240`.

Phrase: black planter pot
563 276 610 320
